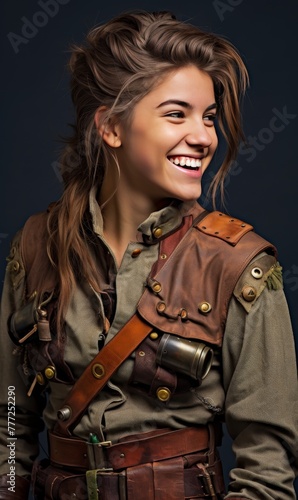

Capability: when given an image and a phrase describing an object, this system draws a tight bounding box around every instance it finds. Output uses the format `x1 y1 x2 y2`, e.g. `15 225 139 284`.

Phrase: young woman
0 10 297 500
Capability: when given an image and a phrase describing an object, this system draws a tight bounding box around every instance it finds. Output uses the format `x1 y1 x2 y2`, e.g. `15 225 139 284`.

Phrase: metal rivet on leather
160 253 167 260
44 366 56 379
153 227 163 238
152 281 162 293
180 308 188 320
156 387 171 402
150 332 159 340
92 363 105 379
156 302 166 313
251 267 263 279
198 302 212 314
241 224 246 228
242 286 257 302
131 248 142 258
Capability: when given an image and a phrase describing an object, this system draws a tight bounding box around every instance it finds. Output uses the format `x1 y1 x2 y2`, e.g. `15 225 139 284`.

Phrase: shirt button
131 248 142 258
44 365 56 379
153 227 163 238
241 286 257 302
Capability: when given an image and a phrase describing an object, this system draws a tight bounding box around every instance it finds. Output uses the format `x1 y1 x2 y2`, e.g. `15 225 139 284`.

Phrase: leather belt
49 426 210 471
34 461 225 499
53 466 223 499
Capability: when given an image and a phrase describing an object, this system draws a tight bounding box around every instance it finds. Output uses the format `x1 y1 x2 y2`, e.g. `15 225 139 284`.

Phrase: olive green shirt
0 195 297 499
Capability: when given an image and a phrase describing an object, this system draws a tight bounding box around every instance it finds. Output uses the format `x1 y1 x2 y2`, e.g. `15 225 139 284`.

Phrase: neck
99 186 168 267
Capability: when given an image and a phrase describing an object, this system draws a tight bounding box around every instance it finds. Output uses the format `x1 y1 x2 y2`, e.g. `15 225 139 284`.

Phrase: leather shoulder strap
54 314 153 436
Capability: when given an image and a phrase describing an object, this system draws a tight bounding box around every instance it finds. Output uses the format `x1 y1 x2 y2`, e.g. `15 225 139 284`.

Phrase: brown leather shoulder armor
137 207 276 346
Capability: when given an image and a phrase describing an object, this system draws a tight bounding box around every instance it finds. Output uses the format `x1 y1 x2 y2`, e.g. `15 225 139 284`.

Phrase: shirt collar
88 187 197 243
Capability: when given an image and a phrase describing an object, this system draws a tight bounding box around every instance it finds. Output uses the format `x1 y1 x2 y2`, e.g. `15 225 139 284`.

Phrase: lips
168 156 202 170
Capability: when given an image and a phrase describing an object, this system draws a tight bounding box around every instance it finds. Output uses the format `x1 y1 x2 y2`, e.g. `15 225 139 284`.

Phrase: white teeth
169 156 202 169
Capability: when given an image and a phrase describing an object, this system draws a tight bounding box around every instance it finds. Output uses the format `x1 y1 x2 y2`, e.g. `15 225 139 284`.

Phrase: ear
94 106 122 148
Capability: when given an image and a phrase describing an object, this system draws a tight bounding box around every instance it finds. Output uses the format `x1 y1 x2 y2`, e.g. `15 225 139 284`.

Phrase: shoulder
19 203 57 272
192 208 280 311
192 209 276 267
194 210 274 249
6 204 57 295
233 251 282 312
5 229 25 290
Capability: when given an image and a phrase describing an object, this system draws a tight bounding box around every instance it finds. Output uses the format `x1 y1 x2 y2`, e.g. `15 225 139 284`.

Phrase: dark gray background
2 0 298 495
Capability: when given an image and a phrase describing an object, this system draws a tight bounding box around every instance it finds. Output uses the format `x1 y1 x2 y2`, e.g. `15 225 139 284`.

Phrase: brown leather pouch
0 474 30 500
32 459 85 500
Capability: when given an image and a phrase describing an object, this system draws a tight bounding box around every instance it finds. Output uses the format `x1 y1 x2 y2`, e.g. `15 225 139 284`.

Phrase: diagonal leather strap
54 313 153 436
54 210 209 437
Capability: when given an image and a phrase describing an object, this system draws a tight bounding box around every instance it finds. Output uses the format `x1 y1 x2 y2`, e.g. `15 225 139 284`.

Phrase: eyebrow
156 100 217 111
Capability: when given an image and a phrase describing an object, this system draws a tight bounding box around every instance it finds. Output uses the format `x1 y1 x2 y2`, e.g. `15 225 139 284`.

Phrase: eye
165 111 185 119
204 114 217 125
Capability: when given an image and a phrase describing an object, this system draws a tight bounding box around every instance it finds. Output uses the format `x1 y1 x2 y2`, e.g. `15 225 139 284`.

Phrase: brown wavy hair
46 10 249 329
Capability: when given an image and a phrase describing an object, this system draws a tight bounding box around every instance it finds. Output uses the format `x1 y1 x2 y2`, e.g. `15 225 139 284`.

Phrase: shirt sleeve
222 261 298 499
0 232 46 478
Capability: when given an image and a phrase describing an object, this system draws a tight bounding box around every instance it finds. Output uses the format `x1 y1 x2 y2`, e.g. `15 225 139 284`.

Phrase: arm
222 259 298 499
0 232 46 499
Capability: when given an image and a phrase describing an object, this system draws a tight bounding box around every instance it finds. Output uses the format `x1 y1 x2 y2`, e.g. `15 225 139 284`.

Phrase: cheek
211 129 219 150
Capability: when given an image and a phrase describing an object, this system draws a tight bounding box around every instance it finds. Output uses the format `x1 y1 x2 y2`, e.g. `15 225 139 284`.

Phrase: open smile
168 156 202 170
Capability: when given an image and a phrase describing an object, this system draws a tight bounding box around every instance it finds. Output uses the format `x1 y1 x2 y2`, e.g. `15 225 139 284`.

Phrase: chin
177 190 202 202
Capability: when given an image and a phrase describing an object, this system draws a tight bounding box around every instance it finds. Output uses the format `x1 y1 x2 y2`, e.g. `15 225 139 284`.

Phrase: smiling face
107 65 218 209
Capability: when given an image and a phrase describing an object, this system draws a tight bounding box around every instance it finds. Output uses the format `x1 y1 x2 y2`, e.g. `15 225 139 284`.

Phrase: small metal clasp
196 462 217 499
87 439 112 470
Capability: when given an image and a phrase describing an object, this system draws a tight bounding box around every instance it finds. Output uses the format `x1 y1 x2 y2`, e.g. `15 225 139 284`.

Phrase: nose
185 120 214 149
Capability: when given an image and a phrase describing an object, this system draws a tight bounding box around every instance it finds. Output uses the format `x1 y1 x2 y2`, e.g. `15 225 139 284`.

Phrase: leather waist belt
49 426 210 471
33 456 226 499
